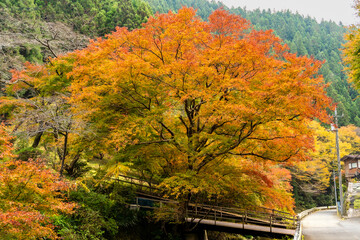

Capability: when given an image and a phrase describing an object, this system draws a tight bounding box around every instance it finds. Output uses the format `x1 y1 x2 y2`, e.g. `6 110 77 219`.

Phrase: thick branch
158 121 175 137
248 135 298 141
230 148 301 163
135 139 173 145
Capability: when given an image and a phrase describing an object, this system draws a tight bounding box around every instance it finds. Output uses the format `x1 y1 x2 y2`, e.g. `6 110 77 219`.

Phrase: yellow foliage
292 121 360 193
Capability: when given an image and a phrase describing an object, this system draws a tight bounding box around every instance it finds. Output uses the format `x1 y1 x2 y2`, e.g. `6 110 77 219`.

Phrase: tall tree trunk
65 153 81 176
32 122 44 148
32 132 43 148
59 132 68 177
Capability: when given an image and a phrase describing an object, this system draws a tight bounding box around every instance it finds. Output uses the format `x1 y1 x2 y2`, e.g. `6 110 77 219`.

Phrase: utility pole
333 168 338 208
333 107 344 216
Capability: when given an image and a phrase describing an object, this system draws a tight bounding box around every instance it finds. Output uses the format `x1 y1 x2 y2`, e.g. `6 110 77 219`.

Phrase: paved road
302 209 360 240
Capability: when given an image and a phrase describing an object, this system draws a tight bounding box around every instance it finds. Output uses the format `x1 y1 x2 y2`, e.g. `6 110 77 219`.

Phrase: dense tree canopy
145 0 356 127
3 7 333 214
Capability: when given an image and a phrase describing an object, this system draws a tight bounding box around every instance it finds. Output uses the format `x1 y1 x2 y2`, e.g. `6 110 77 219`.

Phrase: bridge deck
113 175 297 237
187 218 296 236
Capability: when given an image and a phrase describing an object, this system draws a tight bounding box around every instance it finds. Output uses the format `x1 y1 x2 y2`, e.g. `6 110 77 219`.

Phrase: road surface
302 209 360 240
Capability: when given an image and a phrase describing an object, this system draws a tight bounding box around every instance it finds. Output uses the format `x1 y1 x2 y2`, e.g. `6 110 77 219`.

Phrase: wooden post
245 210 247 224
295 215 299 229
293 216 296 228
270 214 273 233
214 210 217 225
242 212 245 229
136 197 139 210
204 229 208 240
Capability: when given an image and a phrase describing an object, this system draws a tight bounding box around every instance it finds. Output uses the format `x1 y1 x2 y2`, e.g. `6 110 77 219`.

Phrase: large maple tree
68 7 331 206
3 7 332 213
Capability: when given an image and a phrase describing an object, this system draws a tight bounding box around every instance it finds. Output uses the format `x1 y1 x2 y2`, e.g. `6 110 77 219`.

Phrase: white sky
220 0 359 26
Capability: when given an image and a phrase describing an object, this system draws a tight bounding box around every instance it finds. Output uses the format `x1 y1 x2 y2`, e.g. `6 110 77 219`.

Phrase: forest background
1 0 360 239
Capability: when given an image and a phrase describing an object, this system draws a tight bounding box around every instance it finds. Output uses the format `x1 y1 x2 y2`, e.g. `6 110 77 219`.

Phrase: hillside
0 0 151 92
1 0 356 126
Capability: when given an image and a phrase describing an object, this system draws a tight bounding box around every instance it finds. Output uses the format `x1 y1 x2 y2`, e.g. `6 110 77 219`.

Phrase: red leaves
208 8 250 39
0 159 76 239
0 209 55 239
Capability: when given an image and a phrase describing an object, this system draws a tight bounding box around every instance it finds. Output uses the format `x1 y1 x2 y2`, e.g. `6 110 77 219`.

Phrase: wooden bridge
112 174 298 238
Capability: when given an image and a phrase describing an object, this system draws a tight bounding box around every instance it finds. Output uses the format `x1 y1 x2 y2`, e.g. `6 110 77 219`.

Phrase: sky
220 0 359 26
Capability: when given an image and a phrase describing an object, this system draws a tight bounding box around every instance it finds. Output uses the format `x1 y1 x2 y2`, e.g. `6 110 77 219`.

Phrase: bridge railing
111 174 160 193
186 203 297 230
129 195 297 231
112 174 297 230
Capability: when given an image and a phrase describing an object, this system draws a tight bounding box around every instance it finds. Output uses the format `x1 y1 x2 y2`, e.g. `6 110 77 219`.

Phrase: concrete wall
346 182 360 218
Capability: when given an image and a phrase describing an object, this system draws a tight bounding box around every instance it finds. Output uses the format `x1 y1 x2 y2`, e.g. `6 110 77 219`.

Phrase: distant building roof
341 155 360 162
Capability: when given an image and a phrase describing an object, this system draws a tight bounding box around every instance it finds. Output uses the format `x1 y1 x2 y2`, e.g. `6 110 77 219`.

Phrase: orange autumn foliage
67 7 331 208
0 124 15 160
67 7 331 162
0 126 76 239
4 7 332 212
0 159 76 239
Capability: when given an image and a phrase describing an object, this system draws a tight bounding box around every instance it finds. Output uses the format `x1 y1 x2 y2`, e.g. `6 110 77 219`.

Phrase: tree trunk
65 153 81 176
32 132 43 148
59 132 68 177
